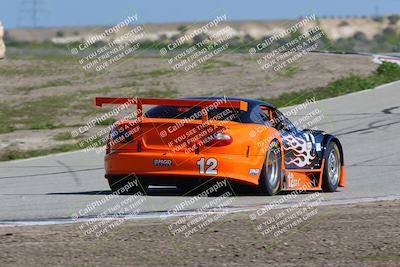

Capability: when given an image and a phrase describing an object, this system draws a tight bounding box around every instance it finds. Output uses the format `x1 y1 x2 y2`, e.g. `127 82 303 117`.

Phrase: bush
264 62 400 107
193 33 208 44
383 27 396 36
56 31 64 37
372 16 384 23
353 31 367 42
388 15 400 25
375 61 400 82
177 25 188 33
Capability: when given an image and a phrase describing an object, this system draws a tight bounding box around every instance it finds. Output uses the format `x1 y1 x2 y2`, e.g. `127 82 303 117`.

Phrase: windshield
145 106 248 123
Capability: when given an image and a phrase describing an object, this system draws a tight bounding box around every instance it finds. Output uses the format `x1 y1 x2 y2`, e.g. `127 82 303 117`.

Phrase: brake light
205 133 233 147
177 107 190 112
110 124 133 144
106 137 111 154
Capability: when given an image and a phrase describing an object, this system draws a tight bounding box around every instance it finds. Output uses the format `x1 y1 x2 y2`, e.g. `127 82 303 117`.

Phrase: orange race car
95 96 346 196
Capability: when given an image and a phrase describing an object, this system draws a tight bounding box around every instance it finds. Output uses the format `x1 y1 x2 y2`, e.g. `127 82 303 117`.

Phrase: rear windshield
145 106 248 123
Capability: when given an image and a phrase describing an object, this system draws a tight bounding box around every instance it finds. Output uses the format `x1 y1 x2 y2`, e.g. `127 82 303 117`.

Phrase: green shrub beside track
263 62 400 107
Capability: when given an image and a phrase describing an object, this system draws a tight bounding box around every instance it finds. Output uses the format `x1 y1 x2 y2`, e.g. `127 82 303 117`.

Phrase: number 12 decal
197 158 218 175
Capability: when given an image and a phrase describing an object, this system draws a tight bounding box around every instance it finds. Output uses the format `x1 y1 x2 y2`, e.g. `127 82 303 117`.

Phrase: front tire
322 142 341 192
259 140 282 196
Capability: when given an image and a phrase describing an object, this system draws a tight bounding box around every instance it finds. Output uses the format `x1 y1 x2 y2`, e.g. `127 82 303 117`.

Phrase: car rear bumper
104 151 265 185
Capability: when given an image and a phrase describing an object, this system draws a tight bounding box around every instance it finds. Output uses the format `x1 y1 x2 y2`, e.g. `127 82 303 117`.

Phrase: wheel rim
267 149 279 186
327 149 340 185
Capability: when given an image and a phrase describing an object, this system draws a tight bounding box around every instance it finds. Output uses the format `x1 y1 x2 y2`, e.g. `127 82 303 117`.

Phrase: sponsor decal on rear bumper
153 159 172 167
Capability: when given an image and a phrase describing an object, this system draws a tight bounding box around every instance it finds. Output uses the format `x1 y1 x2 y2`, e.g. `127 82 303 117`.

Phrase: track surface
1 82 400 221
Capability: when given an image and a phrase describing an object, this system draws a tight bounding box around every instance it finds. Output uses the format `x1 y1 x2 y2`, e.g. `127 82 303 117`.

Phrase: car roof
181 96 275 109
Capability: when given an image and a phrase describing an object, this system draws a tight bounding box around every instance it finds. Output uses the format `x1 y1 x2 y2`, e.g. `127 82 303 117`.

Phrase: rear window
145 106 247 122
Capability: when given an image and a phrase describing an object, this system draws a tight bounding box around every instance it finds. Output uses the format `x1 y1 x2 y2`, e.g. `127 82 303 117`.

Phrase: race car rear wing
95 97 248 122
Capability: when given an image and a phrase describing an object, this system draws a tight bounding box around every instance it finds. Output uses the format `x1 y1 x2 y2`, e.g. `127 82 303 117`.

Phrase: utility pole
17 0 47 28
374 5 380 18
32 0 38 28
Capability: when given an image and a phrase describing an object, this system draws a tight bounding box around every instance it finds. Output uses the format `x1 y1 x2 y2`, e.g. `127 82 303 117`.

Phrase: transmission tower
17 0 48 28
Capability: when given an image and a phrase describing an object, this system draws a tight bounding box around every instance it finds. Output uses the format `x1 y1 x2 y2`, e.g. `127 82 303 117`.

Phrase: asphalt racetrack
1 82 400 223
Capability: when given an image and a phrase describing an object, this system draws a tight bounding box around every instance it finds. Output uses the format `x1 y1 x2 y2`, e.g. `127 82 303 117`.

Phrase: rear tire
259 140 282 196
108 175 148 195
322 142 341 192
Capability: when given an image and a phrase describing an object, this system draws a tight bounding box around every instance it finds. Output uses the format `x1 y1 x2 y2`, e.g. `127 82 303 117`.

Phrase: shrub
263 62 400 107
372 16 384 23
353 31 367 41
388 15 400 25
55 31 64 37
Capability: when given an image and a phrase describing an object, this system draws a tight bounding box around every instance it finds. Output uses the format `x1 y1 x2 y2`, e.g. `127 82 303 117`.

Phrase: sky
0 0 400 29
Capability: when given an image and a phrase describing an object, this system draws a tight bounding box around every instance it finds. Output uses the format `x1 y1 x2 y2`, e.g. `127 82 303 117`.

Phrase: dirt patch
0 52 376 101
0 51 376 159
1 200 399 266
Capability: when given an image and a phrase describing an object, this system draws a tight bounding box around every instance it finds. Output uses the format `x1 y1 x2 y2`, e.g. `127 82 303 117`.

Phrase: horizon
6 14 396 31
1 0 399 29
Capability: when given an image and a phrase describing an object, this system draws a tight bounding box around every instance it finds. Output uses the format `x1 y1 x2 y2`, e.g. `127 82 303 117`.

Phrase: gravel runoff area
0 200 399 267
